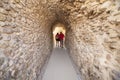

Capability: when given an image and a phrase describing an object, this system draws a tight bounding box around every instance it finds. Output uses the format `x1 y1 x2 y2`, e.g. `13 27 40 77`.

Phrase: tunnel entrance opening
52 22 66 48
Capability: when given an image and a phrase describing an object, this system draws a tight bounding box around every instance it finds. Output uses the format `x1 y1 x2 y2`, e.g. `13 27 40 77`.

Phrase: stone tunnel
0 0 120 80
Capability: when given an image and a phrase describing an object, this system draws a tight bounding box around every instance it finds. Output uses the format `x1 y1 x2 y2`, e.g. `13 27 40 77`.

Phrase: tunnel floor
42 48 81 80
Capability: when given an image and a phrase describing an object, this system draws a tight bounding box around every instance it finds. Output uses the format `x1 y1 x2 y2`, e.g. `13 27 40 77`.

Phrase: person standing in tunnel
55 33 60 47
59 32 64 48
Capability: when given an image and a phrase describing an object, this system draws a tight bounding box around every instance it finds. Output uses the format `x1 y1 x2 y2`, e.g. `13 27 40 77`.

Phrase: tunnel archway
52 22 66 48
0 0 120 80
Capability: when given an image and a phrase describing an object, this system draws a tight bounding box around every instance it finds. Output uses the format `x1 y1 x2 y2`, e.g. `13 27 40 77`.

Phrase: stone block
0 21 6 27
0 1 3 7
0 8 8 14
4 49 12 57
2 28 13 34
0 34 3 40
0 13 6 21
0 42 9 49
106 54 111 60
4 35 11 41
11 69 19 78
108 29 118 38
109 42 120 49
15 0 20 3
3 0 9 3
0 57 5 66
4 4 11 11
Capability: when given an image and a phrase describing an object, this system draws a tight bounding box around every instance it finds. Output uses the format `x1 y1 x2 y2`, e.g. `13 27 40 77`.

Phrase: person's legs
60 40 61 47
60 40 63 48
61 40 63 48
57 41 60 47
56 40 58 47
58 41 60 47
57 41 58 47
56 39 60 47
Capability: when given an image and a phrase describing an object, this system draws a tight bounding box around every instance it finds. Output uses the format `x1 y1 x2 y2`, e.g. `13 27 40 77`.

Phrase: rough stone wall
0 0 120 80
0 0 56 80
65 0 120 80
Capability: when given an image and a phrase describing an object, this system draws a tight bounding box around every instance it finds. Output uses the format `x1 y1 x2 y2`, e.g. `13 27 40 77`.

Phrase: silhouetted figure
55 33 60 47
59 32 64 48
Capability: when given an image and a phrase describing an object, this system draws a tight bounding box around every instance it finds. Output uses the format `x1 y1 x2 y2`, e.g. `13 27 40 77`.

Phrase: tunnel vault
0 0 120 80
